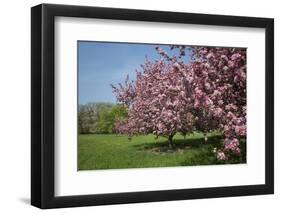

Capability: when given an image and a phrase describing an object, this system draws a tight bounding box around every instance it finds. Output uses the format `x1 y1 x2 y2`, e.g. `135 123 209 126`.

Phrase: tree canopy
111 46 246 160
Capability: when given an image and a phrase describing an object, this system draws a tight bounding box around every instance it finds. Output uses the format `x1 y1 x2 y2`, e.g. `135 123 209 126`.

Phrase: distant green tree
97 104 128 133
78 102 114 134
78 103 127 134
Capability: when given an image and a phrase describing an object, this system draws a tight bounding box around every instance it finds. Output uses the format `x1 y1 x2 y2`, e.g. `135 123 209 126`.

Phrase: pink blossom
231 53 241 61
217 151 227 160
213 108 223 118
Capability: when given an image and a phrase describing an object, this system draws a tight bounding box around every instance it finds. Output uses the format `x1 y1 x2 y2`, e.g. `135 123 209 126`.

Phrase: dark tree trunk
168 135 174 148
204 132 208 142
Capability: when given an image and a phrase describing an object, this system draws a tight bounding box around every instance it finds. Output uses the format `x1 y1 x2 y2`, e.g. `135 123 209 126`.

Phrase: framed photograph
31 3 274 209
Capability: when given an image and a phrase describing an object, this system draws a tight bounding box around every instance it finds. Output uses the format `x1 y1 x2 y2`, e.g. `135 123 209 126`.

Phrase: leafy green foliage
97 105 128 133
78 102 127 134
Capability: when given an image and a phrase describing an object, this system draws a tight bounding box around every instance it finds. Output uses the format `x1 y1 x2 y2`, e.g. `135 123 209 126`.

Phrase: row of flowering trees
111 45 246 160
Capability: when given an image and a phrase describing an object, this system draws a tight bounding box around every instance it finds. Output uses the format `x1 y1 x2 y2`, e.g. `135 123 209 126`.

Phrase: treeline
78 102 127 134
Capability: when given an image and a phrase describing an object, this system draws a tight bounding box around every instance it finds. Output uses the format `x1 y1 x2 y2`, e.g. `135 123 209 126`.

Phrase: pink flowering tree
112 45 246 159
111 59 195 147
188 47 246 160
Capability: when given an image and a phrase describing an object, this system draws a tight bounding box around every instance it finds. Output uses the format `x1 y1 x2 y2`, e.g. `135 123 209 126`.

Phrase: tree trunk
168 135 174 148
204 132 208 142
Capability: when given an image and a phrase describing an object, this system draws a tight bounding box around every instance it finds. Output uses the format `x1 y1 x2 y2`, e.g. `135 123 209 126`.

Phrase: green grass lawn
78 132 246 170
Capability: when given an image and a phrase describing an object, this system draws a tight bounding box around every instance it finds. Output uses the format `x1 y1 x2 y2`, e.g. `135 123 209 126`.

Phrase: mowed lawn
78 132 246 170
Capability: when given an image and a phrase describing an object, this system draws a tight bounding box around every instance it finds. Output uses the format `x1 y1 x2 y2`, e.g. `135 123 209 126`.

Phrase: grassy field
78 132 246 170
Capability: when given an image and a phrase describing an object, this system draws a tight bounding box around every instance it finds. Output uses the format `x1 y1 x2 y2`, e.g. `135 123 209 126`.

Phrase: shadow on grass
134 134 223 153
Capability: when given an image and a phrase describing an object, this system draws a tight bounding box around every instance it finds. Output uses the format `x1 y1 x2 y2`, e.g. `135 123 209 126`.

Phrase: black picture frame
31 3 274 209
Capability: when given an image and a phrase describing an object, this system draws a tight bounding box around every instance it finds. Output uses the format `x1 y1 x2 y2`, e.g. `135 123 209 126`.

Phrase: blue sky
78 41 191 104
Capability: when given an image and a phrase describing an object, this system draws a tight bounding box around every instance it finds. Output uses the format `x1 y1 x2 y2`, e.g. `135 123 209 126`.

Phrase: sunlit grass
78 132 246 170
